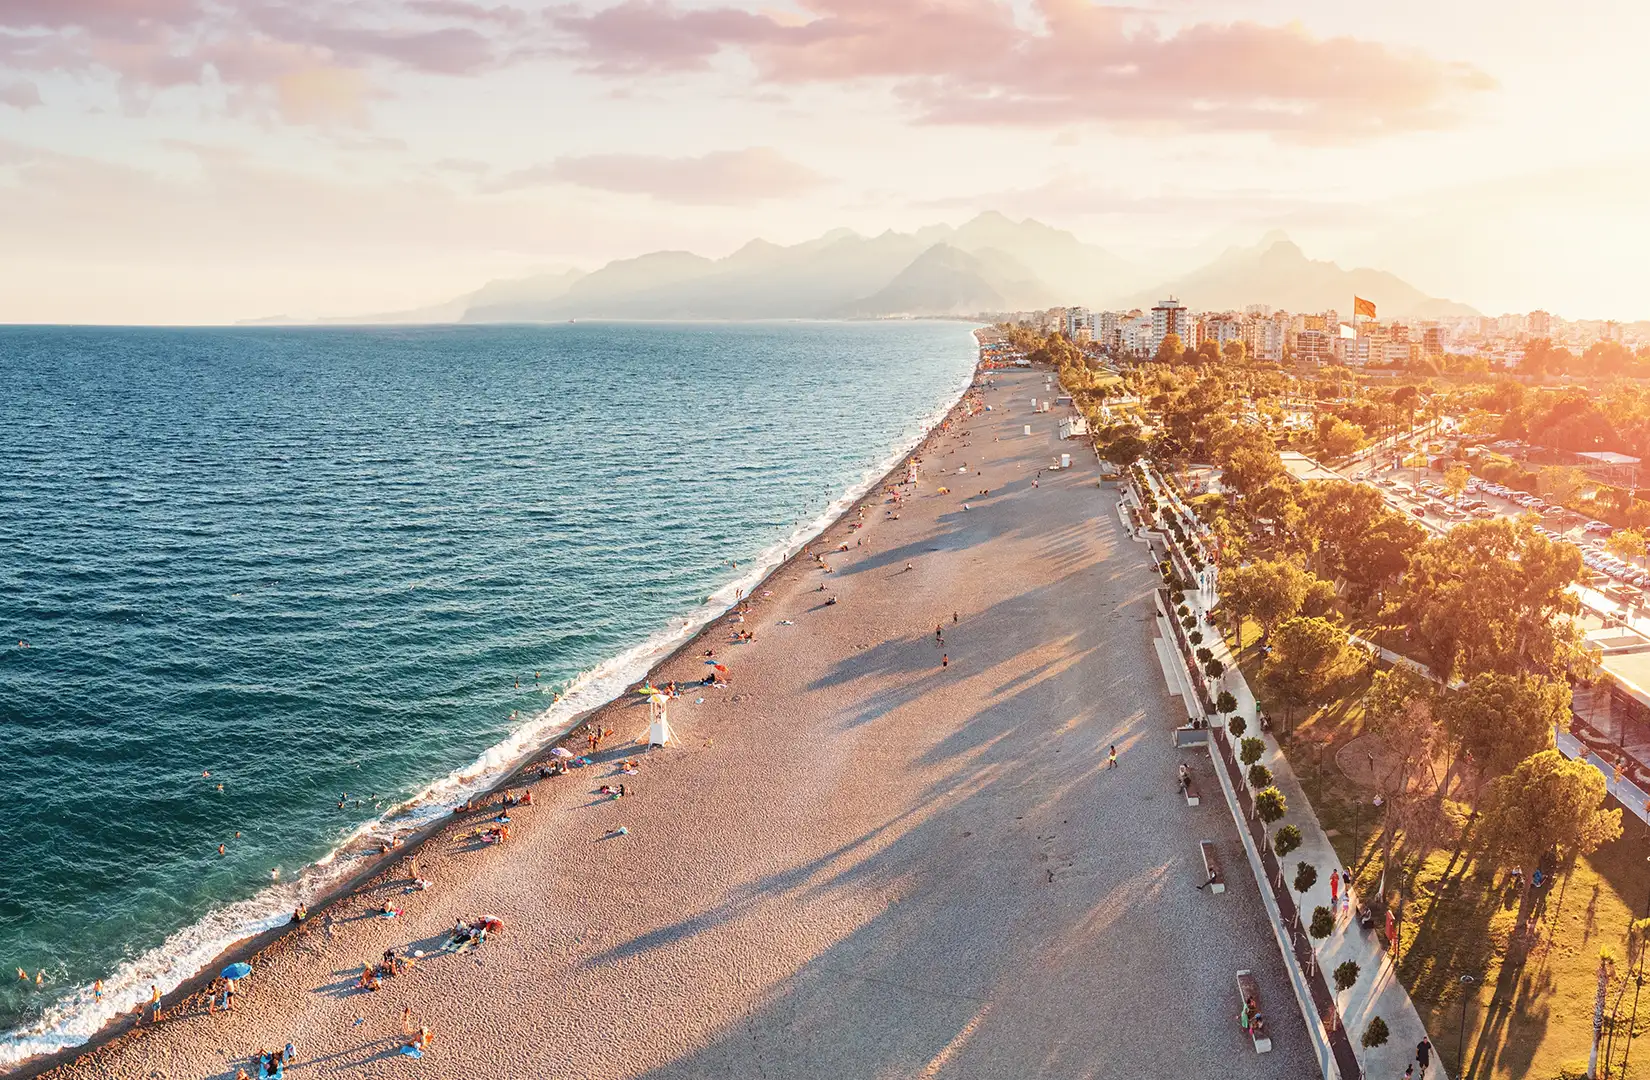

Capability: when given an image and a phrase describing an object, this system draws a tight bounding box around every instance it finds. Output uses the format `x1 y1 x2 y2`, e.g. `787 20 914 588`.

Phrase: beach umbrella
221 962 252 980
550 747 574 759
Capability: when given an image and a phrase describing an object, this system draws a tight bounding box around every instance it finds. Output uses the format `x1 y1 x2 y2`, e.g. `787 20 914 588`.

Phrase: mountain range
247 214 1475 325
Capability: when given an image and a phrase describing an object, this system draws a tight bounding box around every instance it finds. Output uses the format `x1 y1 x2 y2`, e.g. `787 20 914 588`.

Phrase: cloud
552 0 1495 138
491 147 826 204
0 0 535 124
0 79 42 109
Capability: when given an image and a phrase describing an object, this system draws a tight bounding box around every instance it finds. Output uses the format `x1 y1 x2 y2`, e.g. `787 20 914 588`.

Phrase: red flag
1354 296 1377 319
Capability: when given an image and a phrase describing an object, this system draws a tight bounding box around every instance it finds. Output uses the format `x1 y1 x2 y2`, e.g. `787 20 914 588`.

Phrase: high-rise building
1150 297 1192 355
1120 315 1154 356
1097 311 1121 351
1423 327 1448 357
1528 310 1552 337
1064 307 1091 340
1296 329 1331 364
1198 313 1245 350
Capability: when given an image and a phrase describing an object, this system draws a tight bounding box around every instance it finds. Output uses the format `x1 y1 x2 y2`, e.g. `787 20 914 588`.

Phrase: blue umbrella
221 962 252 980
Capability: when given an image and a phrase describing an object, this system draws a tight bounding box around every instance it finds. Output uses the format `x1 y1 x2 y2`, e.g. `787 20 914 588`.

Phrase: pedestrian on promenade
1330 869 1340 910
1416 1037 1432 1075
1106 745 1118 769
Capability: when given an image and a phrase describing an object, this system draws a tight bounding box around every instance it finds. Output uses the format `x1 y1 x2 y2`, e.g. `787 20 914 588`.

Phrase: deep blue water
0 321 976 1060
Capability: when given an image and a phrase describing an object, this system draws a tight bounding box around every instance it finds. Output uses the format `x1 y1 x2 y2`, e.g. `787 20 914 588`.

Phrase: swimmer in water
219 844 226 856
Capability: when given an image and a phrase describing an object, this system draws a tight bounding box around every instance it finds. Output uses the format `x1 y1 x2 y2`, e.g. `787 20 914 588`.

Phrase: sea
0 320 978 1064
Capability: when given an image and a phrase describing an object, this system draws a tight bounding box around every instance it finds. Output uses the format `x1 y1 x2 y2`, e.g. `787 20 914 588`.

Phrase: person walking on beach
1106 745 1118 769
941 654 949 668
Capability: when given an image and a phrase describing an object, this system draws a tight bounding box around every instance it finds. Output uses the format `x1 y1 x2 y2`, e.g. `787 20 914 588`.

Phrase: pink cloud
0 79 43 108
552 0 1495 138
551 0 776 73
0 0 532 123
490 146 826 204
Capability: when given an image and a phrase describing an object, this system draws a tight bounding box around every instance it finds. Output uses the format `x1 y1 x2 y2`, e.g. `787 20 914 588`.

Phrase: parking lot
1338 463 1650 628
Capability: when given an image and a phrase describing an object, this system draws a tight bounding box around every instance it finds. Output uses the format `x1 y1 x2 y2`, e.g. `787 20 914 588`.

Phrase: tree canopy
1261 616 1356 721
1478 749 1622 875
1220 559 1313 646
1398 519 1582 680
1441 672 1568 790
1297 481 1424 597
1156 332 1185 364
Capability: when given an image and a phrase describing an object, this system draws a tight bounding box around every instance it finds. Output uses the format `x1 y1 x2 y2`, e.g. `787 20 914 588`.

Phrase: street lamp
1459 974 1476 1080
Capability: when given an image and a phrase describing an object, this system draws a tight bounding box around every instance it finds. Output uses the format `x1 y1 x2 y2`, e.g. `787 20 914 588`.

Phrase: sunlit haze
2 0 1647 324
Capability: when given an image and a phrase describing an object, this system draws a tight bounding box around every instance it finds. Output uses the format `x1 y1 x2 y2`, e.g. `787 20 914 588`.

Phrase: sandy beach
24 365 1310 1080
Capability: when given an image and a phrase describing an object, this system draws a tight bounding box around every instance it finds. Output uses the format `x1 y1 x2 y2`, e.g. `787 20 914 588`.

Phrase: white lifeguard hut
647 696 674 748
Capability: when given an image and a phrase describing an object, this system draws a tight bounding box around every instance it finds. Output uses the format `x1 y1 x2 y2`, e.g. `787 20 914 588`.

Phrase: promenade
34 368 1310 1080
1132 463 1442 1079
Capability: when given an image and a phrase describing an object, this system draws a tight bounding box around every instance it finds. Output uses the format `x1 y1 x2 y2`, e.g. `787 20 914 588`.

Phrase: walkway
1133 465 1440 1080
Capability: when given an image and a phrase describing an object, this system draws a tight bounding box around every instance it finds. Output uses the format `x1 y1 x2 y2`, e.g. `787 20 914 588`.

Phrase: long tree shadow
548 488 1316 1079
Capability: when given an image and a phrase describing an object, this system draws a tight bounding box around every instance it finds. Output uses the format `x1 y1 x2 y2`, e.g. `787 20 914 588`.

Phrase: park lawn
1375 817 1650 1080
1224 614 1650 1078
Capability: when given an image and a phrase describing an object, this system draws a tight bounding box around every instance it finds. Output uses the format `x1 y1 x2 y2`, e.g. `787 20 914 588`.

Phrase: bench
1172 723 1209 748
1199 840 1224 894
1235 970 1272 1053
1180 765 1200 806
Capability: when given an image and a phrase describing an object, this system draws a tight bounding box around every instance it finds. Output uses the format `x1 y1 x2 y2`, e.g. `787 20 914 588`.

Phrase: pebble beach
19 365 1311 1080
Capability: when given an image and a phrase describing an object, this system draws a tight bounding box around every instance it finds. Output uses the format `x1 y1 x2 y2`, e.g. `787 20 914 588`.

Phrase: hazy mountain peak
1259 237 1306 260
1136 233 1475 318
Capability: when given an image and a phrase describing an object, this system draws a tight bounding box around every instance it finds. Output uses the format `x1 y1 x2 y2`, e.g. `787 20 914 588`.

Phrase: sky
2 0 1648 324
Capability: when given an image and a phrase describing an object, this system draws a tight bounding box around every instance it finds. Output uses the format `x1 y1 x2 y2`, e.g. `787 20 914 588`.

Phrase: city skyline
2 1 1647 324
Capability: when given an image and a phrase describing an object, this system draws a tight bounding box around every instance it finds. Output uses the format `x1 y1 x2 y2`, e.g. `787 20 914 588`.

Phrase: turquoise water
0 321 977 1061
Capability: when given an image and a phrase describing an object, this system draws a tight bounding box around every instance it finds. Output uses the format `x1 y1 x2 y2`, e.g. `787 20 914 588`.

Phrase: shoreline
1 332 990 1080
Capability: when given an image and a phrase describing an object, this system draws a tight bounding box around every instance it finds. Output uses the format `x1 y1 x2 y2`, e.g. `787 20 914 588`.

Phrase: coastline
1 331 988 1079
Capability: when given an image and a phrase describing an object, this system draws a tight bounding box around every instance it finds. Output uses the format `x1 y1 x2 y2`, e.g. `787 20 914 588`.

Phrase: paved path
1557 728 1650 828
1135 464 1440 1080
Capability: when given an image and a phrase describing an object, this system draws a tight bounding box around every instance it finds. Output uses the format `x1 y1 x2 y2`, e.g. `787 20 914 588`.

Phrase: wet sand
29 366 1310 1080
